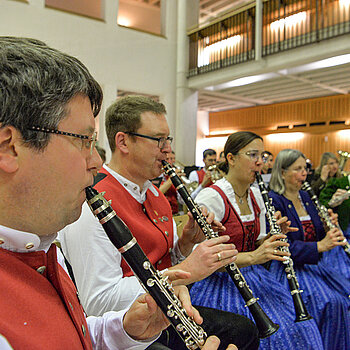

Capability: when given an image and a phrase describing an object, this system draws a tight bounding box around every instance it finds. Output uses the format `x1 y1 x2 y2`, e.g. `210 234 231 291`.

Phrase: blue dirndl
269 260 350 350
190 264 324 350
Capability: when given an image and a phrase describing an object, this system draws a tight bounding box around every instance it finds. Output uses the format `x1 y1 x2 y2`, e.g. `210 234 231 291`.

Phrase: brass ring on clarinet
217 252 222 261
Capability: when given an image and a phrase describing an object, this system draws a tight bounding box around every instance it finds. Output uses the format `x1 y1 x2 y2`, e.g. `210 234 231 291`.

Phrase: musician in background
319 174 350 236
159 151 183 215
189 149 217 189
261 151 274 175
269 149 350 350
190 132 323 350
60 96 259 350
0 36 203 350
218 151 225 163
311 152 342 197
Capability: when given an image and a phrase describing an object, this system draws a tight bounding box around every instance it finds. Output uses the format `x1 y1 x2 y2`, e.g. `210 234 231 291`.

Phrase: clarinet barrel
85 186 207 350
256 173 312 322
162 161 279 338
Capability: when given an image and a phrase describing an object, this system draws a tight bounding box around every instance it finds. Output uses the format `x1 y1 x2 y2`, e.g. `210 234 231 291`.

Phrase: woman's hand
317 228 346 253
251 234 290 265
274 211 298 235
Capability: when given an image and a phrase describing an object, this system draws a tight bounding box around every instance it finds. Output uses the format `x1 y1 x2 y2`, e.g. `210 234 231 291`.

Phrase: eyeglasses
238 150 262 162
29 126 98 155
126 132 173 149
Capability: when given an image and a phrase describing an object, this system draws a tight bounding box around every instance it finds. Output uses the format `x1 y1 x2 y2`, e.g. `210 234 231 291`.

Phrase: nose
89 146 103 171
161 140 172 153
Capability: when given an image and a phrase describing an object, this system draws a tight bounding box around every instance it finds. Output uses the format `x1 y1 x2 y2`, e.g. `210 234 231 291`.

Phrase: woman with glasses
190 132 323 350
268 149 350 350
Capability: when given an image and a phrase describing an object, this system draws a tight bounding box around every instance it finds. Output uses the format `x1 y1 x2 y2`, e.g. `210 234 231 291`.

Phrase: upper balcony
188 0 350 111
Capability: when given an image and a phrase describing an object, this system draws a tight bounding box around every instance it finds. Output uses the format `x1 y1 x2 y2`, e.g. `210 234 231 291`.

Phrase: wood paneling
208 94 350 171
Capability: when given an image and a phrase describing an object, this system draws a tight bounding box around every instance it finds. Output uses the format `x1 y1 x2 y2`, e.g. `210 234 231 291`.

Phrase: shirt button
36 266 46 274
165 231 169 237
288 204 292 209
306 202 309 206
25 243 34 249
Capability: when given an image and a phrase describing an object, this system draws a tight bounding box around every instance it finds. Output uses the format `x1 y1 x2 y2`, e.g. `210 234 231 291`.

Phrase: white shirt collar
0 224 56 253
103 164 159 204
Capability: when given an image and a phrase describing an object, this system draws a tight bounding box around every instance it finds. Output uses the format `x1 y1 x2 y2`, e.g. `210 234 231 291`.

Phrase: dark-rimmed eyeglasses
126 132 173 149
28 126 98 155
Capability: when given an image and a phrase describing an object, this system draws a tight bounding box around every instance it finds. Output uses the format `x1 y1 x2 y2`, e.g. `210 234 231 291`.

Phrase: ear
226 152 235 165
0 126 20 173
114 132 129 155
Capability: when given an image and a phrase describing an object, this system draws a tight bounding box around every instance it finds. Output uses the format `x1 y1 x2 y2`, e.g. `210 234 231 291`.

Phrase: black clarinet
162 161 279 339
255 173 312 322
85 186 207 350
301 182 350 258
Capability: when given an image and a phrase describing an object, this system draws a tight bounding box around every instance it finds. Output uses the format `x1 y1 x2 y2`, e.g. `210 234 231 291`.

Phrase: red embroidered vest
197 169 213 188
95 167 174 276
211 185 261 252
0 245 92 350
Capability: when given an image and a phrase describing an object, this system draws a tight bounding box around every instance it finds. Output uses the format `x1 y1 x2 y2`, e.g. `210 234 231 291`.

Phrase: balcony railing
188 0 350 77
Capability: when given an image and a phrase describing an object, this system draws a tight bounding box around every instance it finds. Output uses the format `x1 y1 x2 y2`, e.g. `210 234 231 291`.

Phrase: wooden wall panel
208 94 350 172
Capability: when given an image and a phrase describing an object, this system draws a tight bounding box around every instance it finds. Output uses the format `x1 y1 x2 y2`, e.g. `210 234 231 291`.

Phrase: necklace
235 190 248 205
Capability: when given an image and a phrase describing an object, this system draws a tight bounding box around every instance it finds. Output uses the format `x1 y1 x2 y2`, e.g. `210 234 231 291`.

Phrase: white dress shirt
195 178 267 240
59 164 185 317
0 224 156 350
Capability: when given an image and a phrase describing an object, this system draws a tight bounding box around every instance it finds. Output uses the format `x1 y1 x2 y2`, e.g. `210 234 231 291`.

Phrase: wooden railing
188 0 350 77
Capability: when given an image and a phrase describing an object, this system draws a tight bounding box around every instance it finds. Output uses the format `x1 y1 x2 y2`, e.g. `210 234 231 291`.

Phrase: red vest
162 175 179 214
197 169 213 188
211 185 261 252
95 167 174 276
0 245 92 350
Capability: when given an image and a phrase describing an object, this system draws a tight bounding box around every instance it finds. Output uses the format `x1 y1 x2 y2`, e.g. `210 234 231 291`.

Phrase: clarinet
301 182 350 258
85 186 207 350
255 173 312 322
162 161 279 339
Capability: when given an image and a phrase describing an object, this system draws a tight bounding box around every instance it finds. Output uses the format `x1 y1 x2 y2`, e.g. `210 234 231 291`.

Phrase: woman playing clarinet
190 132 323 350
268 149 350 350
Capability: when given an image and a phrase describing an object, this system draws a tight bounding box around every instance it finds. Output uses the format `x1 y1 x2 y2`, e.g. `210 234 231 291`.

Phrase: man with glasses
0 37 231 350
60 95 259 350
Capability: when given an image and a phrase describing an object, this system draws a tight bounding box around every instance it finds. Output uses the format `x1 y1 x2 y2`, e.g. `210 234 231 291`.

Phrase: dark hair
105 95 166 152
203 149 216 159
0 36 102 150
224 131 263 158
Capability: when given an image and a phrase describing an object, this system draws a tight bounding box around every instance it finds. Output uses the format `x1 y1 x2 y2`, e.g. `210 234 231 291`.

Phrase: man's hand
123 285 202 341
179 207 226 256
203 336 238 350
201 171 212 187
172 235 238 285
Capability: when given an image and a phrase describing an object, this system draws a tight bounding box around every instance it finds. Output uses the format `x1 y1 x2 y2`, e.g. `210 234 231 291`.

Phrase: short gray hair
269 149 305 194
0 37 102 150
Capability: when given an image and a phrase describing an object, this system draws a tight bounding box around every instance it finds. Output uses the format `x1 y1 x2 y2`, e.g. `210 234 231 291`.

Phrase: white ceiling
124 0 350 112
